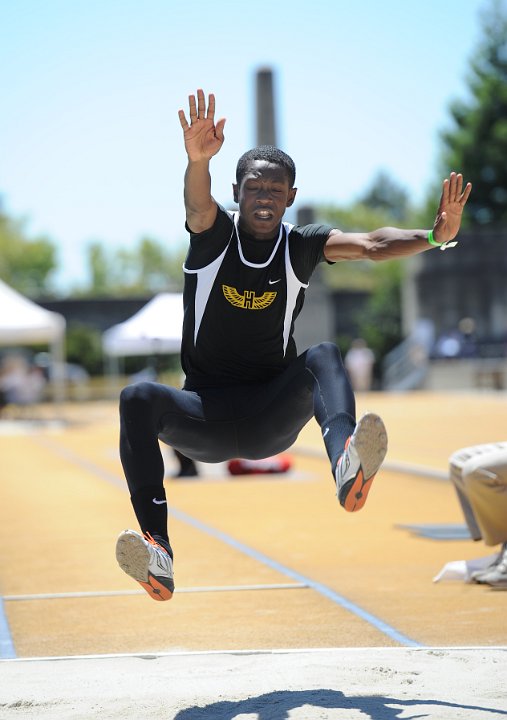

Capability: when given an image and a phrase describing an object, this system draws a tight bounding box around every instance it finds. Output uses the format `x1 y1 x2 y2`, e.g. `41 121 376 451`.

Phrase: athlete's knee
306 342 344 371
119 381 157 418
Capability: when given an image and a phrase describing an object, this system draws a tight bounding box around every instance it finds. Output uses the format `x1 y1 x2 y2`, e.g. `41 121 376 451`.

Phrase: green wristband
427 230 441 247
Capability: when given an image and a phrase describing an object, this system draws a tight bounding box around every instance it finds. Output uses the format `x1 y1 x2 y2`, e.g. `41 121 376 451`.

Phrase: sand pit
1 647 506 719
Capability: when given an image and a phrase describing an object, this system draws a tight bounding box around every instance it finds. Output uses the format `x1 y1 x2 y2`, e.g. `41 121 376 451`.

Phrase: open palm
178 89 225 162
434 172 472 243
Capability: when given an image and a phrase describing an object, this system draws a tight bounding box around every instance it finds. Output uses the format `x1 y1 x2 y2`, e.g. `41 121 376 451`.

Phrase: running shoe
335 412 388 512
473 542 507 588
116 530 174 601
470 543 505 583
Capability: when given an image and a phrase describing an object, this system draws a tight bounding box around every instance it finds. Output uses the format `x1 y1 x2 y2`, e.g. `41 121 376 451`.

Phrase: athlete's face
233 160 297 239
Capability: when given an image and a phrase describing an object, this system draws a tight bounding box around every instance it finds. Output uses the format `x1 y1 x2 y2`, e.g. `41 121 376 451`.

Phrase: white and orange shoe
116 530 174 601
335 413 388 512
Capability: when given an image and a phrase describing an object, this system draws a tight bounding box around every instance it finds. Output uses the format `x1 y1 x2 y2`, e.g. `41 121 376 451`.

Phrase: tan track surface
1 392 506 659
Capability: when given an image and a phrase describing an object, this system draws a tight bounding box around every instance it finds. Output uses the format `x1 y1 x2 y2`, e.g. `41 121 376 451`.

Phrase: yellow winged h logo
222 284 277 310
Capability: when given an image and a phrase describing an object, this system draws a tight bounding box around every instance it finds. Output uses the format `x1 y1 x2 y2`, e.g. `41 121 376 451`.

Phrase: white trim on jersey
283 223 309 355
183 214 309 356
233 211 284 268
183 225 235 345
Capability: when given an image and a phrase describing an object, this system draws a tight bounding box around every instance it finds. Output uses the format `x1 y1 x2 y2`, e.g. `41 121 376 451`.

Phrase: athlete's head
236 146 296 188
233 146 298 240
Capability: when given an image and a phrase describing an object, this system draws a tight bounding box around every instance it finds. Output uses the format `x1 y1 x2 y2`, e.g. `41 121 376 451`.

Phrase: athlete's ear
232 183 239 204
286 187 297 208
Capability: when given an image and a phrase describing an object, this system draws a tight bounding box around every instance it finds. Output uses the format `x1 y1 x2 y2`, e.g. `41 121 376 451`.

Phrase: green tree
65 323 103 375
88 242 110 295
317 178 418 292
440 0 507 227
359 170 410 223
82 236 186 296
316 179 410 363
356 260 403 363
0 208 57 294
138 236 177 293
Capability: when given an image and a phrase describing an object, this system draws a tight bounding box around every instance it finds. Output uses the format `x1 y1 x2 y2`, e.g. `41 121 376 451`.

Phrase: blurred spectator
34 352 90 401
433 317 477 359
0 354 46 413
457 317 477 358
344 339 375 392
433 330 462 358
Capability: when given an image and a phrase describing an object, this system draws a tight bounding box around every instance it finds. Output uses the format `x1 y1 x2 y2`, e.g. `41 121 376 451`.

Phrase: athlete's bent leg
120 381 186 553
118 380 216 599
305 342 387 512
118 381 240 556
305 342 356 471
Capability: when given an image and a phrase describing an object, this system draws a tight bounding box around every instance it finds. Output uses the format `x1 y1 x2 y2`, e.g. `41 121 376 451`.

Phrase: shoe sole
475 579 507 588
116 532 174 602
341 413 388 512
474 569 507 587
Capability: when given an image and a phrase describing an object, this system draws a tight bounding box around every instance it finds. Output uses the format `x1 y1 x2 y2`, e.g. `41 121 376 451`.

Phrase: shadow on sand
173 688 506 720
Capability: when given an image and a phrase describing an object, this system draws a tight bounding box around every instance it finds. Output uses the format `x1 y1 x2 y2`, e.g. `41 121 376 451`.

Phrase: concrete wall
424 358 507 391
403 230 507 343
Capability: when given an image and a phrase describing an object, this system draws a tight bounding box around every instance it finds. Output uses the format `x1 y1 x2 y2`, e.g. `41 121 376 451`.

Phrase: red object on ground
227 454 293 476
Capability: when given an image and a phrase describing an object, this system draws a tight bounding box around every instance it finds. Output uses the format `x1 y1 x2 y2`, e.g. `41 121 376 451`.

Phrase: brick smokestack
256 67 277 147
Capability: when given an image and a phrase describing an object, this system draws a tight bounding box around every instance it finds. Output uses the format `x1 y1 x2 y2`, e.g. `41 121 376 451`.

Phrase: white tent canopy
0 278 66 401
102 293 183 358
0 278 65 344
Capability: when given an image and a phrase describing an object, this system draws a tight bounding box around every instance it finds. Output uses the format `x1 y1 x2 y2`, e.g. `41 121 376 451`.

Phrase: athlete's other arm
324 172 472 262
178 89 226 233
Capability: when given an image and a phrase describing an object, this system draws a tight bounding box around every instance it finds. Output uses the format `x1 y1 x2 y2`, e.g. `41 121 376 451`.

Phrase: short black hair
236 145 296 188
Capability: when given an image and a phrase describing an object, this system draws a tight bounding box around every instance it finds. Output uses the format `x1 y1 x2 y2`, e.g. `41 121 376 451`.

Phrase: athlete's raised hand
433 172 472 243
178 89 226 162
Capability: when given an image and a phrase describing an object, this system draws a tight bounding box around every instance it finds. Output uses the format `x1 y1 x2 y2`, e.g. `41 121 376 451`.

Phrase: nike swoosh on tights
152 498 167 505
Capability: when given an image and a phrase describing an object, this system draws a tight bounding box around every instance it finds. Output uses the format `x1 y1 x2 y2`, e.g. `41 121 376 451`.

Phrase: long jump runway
0 392 506 718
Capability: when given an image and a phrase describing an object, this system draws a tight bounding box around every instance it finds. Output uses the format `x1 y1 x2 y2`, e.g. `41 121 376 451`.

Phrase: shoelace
338 438 351 466
143 531 167 554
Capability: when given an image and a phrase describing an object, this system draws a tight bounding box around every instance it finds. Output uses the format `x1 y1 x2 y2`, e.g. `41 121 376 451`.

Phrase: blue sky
0 0 487 291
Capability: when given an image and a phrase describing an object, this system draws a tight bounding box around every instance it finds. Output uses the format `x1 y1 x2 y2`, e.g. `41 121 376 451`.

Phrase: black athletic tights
119 341 356 546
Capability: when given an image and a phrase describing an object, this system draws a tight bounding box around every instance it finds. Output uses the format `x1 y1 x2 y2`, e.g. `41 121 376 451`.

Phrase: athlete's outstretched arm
178 89 226 233
324 172 472 262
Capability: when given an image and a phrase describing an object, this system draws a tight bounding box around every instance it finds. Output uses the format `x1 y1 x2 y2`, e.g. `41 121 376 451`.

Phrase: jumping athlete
116 89 472 601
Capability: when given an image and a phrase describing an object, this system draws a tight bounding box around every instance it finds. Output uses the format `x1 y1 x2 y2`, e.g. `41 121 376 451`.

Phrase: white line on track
2 645 506 664
3 582 308 601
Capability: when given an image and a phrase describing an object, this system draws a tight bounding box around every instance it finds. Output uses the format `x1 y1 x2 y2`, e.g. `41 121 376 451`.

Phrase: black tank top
182 205 332 389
